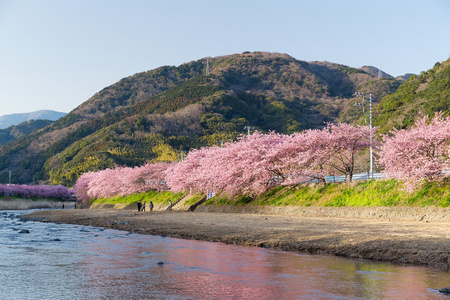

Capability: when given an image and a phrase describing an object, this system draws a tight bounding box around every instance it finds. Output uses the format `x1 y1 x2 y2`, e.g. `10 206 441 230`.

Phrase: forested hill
0 119 53 146
0 52 407 185
374 57 450 133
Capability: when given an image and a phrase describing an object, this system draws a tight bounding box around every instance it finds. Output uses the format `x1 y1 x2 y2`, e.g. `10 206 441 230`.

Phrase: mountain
0 110 66 129
374 57 450 133
0 119 54 146
395 73 415 81
359 66 394 79
358 66 416 82
0 52 405 186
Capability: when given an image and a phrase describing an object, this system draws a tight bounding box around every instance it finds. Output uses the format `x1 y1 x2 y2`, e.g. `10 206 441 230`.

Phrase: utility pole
244 126 254 135
206 57 210 76
9 170 11 185
354 93 373 179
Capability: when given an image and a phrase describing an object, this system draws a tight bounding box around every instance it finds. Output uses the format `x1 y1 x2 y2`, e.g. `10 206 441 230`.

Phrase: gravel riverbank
21 207 450 271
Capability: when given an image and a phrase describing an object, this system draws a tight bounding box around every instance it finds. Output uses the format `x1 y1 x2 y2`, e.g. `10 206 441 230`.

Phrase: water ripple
1 210 449 299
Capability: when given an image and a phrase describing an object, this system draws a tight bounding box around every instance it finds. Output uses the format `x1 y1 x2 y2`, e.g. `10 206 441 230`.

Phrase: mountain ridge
0 110 66 129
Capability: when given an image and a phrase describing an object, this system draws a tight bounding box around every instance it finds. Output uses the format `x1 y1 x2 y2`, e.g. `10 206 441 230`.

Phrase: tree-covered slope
0 52 404 185
374 57 450 133
0 119 53 146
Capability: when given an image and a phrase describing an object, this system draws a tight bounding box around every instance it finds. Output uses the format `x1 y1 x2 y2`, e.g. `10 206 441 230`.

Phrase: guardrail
323 172 388 183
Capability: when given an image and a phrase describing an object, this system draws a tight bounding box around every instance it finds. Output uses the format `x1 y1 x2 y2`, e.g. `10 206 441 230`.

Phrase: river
1 210 450 299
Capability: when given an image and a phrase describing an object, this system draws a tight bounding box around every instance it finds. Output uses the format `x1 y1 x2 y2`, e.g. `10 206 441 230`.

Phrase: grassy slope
88 178 450 209
91 191 181 208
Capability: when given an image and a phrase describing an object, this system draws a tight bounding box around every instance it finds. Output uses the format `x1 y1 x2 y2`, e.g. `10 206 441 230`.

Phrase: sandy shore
21 207 450 271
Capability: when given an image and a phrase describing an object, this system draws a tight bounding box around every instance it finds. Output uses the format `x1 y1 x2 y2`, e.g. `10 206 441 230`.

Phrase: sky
0 0 449 116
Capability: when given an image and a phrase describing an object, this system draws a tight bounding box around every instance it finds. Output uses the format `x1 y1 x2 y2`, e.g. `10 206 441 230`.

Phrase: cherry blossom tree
165 147 212 193
276 129 332 185
213 131 288 196
72 171 94 202
0 184 73 200
123 162 170 193
74 124 375 200
277 123 374 184
166 132 289 196
74 162 171 202
322 123 375 182
378 112 450 193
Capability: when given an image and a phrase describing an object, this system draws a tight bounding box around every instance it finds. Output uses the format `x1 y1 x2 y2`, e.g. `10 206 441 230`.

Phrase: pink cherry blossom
378 112 450 193
0 183 73 200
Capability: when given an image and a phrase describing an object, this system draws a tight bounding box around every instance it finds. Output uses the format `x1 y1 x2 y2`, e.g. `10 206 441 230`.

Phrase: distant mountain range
0 110 66 129
0 51 446 187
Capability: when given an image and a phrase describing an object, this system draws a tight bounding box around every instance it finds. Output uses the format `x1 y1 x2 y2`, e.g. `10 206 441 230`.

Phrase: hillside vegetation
0 119 53 146
374 57 450 133
0 51 420 186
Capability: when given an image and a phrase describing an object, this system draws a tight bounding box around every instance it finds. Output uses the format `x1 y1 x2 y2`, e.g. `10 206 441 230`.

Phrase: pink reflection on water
77 231 450 299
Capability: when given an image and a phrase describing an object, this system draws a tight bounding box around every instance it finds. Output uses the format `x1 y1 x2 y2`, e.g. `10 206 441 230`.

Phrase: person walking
142 201 146 212
150 201 154 213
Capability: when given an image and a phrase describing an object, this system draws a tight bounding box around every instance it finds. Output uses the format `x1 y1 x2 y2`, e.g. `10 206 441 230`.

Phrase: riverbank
0 198 75 210
22 208 450 271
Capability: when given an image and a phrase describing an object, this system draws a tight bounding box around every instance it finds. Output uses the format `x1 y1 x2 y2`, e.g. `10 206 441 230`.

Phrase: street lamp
244 126 254 135
354 93 374 179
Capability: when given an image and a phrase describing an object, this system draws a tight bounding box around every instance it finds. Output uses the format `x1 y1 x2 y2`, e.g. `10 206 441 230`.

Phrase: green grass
87 178 450 208
203 178 450 208
92 190 182 205
184 194 207 205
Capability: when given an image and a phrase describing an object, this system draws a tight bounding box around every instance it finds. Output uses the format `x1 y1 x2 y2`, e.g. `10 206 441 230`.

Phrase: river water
1 210 450 299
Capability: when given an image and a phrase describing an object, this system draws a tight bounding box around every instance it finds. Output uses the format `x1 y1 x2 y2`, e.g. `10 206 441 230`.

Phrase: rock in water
439 287 450 294
157 261 164 266
18 229 30 234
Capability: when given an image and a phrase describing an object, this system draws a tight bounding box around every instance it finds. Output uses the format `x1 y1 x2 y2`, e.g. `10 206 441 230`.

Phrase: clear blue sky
1 0 449 115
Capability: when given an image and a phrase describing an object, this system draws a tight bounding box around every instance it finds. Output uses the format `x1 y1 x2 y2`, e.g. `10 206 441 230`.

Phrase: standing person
137 200 142 212
150 201 154 213
168 200 172 211
142 201 146 212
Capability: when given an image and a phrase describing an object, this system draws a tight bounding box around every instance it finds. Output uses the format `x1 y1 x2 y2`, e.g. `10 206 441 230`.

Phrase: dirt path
22 209 450 271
